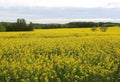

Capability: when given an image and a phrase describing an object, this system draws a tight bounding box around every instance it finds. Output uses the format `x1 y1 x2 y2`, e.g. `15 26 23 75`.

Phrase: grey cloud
0 7 120 23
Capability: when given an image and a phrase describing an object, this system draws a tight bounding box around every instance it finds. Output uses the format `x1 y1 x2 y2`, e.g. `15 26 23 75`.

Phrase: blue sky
0 0 120 23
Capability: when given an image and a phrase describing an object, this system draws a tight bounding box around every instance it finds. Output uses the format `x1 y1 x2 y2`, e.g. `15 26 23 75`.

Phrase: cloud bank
0 7 120 23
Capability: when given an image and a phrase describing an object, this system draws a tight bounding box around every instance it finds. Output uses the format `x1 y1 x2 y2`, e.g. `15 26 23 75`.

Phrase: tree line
0 19 120 32
0 19 34 32
33 22 119 32
33 22 120 29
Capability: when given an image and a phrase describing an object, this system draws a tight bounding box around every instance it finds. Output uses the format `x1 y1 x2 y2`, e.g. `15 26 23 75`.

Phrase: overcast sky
0 0 120 23
0 0 120 8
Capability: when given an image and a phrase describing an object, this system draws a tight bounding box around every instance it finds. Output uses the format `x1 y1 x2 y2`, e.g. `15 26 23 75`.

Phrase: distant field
0 27 120 82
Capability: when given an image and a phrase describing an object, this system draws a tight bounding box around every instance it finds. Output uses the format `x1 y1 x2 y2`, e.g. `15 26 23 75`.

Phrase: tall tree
16 18 27 31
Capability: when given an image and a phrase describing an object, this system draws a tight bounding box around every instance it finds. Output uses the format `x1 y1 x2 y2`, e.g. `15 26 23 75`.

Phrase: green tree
0 23 6 32
16 18 27 31
27 22 34 31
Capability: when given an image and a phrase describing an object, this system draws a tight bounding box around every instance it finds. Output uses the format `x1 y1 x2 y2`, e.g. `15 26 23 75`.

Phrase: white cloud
0 0 120 8
106 2 120 8
0 0 120 23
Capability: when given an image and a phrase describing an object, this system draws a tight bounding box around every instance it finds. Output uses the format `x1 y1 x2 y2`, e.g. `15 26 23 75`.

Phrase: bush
91 27 97 32
99 27 108 32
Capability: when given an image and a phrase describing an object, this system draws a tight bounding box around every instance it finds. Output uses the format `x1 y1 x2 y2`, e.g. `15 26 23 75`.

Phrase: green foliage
91 27 97 32
16 19 27 31
27 22 34 31
6 19 34 31
0 19 120 31
34 24 61 29
34 22 119 29
99 27 109 32
0 23 6 32
99 24 115 32
67 22 98 28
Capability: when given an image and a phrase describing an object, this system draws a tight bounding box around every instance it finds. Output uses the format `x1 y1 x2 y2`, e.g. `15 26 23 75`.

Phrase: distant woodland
0 19 120 32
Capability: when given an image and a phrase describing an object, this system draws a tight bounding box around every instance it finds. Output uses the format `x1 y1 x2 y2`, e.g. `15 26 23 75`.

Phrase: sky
0 0 120 23
0 0 120 8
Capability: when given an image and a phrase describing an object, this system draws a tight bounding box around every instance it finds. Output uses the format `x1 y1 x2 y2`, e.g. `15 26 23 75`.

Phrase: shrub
91 27 97 32
99 27 108 32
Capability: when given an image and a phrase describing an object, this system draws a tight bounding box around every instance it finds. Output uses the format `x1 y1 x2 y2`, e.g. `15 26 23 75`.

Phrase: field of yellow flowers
0 27 120 82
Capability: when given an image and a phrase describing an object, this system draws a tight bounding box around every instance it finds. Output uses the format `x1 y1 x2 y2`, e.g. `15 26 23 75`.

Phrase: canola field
0 27 120 82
